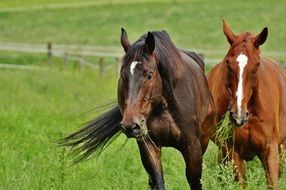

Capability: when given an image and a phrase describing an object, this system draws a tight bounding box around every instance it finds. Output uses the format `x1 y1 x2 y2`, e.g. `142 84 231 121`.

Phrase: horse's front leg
231 150 246 186
259 140 280 189
181 136 203 190
137 139 165 190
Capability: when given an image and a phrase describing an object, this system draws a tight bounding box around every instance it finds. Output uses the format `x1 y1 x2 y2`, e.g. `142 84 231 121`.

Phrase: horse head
118 29 164 138
222 19 268 127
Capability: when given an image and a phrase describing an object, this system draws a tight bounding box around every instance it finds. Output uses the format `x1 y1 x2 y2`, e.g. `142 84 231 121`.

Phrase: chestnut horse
207 20 286 189
60 29 214 190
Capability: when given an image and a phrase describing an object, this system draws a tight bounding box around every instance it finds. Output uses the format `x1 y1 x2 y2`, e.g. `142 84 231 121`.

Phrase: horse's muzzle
230 111 249 127
120 122 142 138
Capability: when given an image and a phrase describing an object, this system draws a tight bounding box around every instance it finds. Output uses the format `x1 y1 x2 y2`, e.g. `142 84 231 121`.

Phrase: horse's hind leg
137 139 165 190
181 136 203 190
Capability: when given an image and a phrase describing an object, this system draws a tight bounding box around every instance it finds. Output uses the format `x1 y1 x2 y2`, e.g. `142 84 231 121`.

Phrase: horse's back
182 50 205 71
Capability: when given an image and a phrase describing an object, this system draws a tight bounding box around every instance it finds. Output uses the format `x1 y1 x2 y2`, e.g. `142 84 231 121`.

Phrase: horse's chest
234 127 250 143
234 122 265 159
147 111 182 147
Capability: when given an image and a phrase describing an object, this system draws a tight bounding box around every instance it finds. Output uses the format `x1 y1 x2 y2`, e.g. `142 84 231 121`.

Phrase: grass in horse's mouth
214 110 236 161
214 111 233 144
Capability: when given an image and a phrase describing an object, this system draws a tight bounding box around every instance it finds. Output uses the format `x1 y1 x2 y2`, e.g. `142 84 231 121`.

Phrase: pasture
0 0 285 189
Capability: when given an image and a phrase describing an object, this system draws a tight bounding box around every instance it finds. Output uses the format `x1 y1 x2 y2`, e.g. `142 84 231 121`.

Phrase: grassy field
0 0 285 52
0 0 286 190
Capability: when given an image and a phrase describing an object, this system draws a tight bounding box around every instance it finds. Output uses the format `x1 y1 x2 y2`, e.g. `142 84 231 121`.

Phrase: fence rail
0 42 285 75
0 63 48 70
1 42 286 57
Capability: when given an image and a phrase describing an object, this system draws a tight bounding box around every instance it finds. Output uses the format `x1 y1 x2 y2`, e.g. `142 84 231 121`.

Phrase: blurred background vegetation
0 0 285 189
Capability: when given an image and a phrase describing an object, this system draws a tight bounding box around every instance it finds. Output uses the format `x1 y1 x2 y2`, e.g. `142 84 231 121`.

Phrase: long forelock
121 41 145 71
121 31 183 81
230 32 255 52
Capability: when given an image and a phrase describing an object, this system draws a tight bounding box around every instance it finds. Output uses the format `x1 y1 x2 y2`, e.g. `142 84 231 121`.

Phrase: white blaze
236 53 248 116
130 61 140 75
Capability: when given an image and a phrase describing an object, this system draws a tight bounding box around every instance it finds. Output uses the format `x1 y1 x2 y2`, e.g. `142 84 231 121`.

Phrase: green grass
0 65 118 189
0 0 92 9
0 0 172 9
213 110 235 163
0 63 285 189
0 0 285 53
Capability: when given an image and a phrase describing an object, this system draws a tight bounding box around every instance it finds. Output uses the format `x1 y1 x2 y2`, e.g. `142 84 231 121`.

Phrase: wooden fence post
99 57 104 78
47 42 52 65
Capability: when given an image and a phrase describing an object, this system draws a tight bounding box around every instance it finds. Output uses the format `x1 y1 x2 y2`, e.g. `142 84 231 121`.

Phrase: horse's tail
59 106 122 163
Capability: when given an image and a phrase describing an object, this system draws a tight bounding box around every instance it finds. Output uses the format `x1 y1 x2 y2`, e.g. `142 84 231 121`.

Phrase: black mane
121 31 184 100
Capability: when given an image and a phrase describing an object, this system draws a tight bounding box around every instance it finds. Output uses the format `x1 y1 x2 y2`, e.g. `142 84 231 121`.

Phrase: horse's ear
254 27 268 47
222 19 236 44
144 32 155 54
121 28 131 52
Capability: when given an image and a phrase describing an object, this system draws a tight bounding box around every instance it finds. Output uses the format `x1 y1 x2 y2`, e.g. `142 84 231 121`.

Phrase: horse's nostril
229 111 235 119
130 123 141 131
120 123 127 132
245 112 249 118
229 112 236 123
120 122 140 133
120 122 141 138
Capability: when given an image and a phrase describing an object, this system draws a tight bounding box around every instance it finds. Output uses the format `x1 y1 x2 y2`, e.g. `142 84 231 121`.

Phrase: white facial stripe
236 53 248 116
130 61 140 75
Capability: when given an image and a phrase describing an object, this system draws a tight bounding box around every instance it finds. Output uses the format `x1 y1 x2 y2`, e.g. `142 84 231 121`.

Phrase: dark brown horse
60 29 214 190
207 20 286 189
